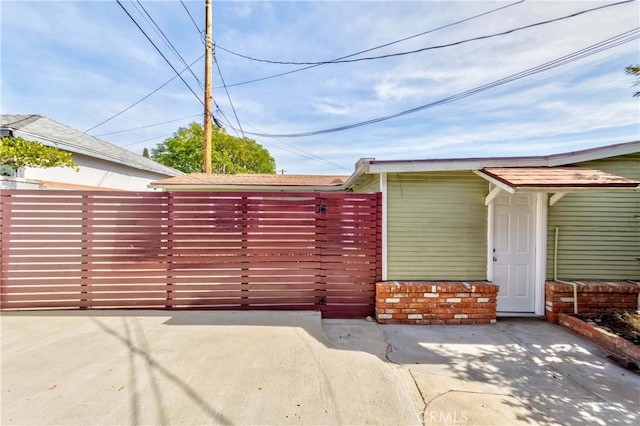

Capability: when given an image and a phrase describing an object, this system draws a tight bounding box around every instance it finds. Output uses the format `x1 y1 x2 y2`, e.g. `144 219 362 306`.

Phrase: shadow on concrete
2 311 637 425
381 318 639 425
89 316 233 426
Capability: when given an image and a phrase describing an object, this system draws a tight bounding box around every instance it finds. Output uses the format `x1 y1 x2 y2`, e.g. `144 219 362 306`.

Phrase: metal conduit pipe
554 226 579 314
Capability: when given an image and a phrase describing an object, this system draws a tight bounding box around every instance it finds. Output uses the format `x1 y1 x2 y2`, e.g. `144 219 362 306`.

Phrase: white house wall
22 153 169 191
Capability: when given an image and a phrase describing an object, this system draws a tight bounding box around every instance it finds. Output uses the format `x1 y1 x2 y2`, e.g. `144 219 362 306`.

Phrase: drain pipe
554 226 579 314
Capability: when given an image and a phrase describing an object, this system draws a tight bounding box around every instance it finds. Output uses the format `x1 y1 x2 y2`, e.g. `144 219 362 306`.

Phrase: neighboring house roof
151 173 349 190
477 167 639 191
0 114 182 177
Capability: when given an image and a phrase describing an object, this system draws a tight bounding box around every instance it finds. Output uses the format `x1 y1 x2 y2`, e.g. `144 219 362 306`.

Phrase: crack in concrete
379 328 427 424
407 368 428 425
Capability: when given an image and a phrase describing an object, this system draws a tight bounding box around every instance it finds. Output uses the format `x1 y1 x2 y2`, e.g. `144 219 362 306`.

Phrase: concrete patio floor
378 318 639 425
1 311 638 425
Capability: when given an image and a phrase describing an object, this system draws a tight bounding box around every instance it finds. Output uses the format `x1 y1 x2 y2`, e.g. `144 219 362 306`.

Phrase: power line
85 54 204 133
208 105 349 169
117 111 349 171
214 108 241 137
214 53 245 137
180 0 202 34
115 0 203 107
217 0 632 66
93 114 200 137
121 132 175 147
215 0 526 89
225 28 639 138
133 0 203 89
217 109 350 170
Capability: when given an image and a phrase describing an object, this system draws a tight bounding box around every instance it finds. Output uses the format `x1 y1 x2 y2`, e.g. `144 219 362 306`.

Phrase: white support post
486 183 494 282
380 173 388 281
534 192 547 316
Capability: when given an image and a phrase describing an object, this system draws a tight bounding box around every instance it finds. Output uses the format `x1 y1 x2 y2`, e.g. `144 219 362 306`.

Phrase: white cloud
2 0 638 174
314 99 353 115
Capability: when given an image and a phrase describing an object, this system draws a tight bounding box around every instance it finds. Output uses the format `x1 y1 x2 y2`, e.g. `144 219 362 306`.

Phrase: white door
493 193 536 313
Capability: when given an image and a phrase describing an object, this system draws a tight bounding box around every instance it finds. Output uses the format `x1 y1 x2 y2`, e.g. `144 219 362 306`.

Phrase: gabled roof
361 141 640 174
0 114 182 177
150 173 349 190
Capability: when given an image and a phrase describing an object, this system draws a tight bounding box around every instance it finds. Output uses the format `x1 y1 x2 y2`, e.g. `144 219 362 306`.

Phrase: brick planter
545 281 640 323
375 281 498 325
558 313 640 367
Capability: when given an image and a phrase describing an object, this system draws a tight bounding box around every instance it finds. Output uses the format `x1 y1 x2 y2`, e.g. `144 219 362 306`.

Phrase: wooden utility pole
203 0 213 173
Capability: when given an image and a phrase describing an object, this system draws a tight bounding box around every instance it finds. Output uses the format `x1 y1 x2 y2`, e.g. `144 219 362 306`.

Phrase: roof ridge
4 114 42 129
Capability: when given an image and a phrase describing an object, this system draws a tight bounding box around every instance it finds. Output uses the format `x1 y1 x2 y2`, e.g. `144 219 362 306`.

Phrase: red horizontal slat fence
0 190 381 318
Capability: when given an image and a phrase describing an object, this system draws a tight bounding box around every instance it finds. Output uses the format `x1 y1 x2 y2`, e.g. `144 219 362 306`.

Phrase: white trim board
380 173 388 281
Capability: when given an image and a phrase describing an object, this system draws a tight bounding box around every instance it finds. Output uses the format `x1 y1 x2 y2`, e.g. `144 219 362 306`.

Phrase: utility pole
203 0 213 173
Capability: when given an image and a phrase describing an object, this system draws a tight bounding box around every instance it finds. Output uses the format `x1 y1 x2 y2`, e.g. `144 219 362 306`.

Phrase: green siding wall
387 172 488 280
546 153 640 280
352 174 380 193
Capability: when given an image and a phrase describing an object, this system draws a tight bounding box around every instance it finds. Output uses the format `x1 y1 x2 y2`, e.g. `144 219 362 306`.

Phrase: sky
1 0 639 175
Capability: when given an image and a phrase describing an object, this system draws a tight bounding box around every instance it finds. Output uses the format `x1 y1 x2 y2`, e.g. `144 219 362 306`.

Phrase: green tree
151 122 276 174
0 136 78 172
142 147 150 158
626 64 640 97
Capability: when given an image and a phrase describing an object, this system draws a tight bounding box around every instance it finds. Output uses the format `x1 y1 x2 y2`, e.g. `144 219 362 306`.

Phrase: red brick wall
375 281 498 325
559 313 640 365
545 281 640 323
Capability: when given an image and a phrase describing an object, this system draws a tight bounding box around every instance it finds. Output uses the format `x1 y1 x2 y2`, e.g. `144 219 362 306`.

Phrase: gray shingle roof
1 114 182 177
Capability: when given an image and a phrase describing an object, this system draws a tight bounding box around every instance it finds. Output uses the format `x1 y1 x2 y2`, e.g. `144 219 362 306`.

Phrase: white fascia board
547 142 640 166
362 141 640 174
341 162 369 190
369 158 548 174
473 170 515 193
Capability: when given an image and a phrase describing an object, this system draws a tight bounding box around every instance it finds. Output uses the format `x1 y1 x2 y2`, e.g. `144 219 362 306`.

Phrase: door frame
486 186 547 316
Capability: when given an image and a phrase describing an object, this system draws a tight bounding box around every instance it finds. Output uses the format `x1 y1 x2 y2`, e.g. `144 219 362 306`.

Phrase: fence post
315 194 328 313
80 193 93 309
166 192 174 308
0 192 10 308
241 195 250 308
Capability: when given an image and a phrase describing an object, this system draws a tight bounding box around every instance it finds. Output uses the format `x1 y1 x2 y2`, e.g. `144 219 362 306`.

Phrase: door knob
493 257 497 262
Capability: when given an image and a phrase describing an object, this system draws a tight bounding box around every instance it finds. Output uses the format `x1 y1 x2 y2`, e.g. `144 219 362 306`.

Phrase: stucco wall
20 152 171 191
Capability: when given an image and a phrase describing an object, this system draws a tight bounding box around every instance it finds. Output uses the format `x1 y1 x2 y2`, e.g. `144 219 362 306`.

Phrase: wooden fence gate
0 190 381 318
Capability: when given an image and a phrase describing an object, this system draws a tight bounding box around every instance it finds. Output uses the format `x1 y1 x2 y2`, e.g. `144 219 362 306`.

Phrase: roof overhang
366 141 639 174
473 166 639 206
149 172 351 192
